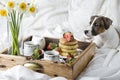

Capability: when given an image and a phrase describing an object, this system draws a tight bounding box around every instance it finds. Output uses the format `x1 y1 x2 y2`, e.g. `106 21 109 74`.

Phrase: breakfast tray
0 36 96 80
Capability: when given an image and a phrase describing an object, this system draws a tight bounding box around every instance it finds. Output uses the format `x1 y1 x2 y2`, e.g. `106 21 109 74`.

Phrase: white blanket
78 48 120 80
0 0 120 80
0 65 67 80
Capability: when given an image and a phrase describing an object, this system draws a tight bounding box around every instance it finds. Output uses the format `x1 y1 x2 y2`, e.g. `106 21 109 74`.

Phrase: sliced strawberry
66 35 71 42
63 32 74 42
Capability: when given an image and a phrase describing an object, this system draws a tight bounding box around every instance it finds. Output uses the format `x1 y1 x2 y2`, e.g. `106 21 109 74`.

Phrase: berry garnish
63 32 74 42
47 43 57 50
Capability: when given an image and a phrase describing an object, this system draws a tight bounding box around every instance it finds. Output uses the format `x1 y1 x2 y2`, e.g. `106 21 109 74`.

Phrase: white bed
0 0 120 80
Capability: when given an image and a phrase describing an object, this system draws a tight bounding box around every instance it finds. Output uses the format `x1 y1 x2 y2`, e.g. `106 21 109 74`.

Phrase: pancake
59 38 78 45
59 43 78 50
61 48 77 53
61 52 77 57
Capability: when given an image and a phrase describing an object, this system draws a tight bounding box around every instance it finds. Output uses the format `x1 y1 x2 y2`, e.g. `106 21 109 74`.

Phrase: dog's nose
84 30 88 34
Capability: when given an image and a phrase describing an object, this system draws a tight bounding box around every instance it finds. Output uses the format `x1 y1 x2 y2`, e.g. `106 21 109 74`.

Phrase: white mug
32 35 46 49
44 50 59 62
24 41 39 56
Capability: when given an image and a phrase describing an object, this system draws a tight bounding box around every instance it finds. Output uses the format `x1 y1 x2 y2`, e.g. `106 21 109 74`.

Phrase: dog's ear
90 15 99 24
103 17 112 30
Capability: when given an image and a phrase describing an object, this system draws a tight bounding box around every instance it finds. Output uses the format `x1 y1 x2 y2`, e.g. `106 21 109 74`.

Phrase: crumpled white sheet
0 65 67 80
77 47 120 80
23 0 69 37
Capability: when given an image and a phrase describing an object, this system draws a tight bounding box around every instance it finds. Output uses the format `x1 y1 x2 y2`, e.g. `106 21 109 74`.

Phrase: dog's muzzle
84 29 93 39
84 30 88 34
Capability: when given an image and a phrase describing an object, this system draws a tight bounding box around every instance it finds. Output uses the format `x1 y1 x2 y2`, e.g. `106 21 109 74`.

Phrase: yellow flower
0 9 7 16
19 2 27 11
28 6 36 13
7 1 15 8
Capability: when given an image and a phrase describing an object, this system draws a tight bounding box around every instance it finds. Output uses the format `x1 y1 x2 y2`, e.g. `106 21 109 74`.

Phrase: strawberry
47 43 57 50
66 53 75 64
67 53 74 59
63 32 74 42
38 50 42 55
47 44 51 50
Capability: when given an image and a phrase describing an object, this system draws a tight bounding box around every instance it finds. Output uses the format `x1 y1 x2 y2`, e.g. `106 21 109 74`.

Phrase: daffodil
7 1 15 9
28 6 36 13
27 3 38 17
19 2 27 12
0 9 7 16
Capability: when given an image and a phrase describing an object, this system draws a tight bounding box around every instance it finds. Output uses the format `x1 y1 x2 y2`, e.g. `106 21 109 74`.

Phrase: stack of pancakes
59 38 78 57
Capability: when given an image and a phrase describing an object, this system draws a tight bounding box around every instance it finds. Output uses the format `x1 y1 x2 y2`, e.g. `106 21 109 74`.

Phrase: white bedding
0 0 120 80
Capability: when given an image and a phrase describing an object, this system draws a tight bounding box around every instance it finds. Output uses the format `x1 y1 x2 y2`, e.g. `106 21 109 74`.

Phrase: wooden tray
0 36 96 80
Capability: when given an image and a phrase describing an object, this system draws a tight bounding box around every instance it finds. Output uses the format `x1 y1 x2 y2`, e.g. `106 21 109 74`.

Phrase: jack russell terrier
84 15 119 48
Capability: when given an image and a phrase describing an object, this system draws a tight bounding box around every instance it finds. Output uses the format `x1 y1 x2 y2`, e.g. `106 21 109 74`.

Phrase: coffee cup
24 41 39 56
44 50 59 62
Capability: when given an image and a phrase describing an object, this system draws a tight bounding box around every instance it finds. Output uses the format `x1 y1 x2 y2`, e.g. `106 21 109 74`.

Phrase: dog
84 15 119 48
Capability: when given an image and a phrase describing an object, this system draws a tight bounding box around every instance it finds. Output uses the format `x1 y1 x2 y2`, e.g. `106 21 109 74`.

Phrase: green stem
9 22 20 55
8 10 22 56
